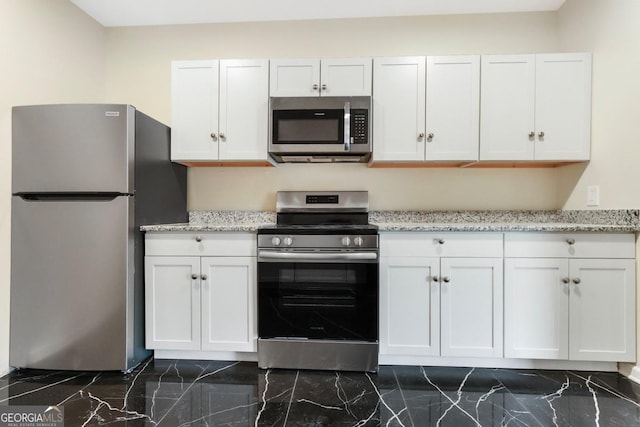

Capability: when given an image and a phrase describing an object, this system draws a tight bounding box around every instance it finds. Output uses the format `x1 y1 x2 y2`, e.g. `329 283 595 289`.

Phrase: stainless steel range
257 191 379 372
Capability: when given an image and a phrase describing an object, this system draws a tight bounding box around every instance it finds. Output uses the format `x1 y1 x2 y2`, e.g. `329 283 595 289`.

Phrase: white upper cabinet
270 58 372 97
372 57 426 161
534 54 592 161
426 56 480 161
480 53 592 161
218 60 269 161
320 58 372 96
171 59 269 163
373 56 480 162
269 59 319 97
171 60 220 161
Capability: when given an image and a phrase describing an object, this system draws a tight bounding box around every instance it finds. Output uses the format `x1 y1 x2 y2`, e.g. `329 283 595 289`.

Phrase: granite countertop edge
140 209 640 233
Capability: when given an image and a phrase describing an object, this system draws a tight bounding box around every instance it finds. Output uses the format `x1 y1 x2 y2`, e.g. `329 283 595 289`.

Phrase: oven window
278 119 339 143
258 261 378 341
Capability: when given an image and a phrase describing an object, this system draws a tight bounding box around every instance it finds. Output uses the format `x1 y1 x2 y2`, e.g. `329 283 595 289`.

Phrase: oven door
257 250 378 342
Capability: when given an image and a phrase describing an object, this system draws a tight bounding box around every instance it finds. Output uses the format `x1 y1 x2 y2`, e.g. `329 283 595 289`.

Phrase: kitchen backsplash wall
104 12 565 211
187 165 560 211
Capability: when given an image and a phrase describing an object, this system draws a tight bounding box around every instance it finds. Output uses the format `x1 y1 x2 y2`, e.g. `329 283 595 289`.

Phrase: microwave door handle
344 101 351 152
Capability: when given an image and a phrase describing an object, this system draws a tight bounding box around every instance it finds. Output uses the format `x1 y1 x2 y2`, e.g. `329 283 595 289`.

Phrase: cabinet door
201 257 257 352
380 257 439 356
479 55 535 161
569 259 635 362
145 256 201 350
320 57 372 96
269 59 320 97
372 57 426 161
425 56 480 161
440 258 503 358
504 258 569 359
534 53 592 161
171 60 219 161
218 59 269 161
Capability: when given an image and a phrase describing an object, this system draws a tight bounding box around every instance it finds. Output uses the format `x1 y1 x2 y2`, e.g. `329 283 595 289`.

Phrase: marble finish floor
1 359 640 426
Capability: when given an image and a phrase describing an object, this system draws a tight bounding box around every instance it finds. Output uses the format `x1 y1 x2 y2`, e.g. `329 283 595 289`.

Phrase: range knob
283 236 294 246
353 236 364 247
341 237 351 246
271 236 282 246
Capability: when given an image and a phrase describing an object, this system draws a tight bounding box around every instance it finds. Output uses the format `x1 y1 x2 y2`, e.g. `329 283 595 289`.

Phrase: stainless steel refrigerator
10 104 187 372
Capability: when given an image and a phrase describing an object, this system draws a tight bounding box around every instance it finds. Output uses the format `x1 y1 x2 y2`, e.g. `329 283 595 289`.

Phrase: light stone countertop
140 209 640 233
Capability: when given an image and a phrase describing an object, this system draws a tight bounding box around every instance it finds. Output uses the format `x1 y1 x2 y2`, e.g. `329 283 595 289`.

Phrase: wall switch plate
587 185 600 206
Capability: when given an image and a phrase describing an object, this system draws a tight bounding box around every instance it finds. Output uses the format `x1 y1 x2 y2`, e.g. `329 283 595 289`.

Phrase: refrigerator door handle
16 192 128 201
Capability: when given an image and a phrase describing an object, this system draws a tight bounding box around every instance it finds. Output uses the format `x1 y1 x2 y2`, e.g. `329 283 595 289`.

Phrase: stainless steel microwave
269 96 371 163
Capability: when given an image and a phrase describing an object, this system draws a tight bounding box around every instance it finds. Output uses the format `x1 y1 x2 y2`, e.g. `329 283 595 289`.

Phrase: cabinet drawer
145 232 257 256
504 233 635 258
380 232 503 258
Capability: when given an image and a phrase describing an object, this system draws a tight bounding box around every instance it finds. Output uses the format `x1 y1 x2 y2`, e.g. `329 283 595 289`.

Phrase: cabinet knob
427 133 434 142
442 276 450 283
528 131 535 139
210 133 217 141
321 84 327 91
436 238 445 245
538 131 545 139
219 133 226 140
201 274 208 280
195 236 202 242
312 84 319 91
418 132 425 140
572 278 581 284
566 238 575 245
191 274 198 280
432 276 439 282
562 277 570 284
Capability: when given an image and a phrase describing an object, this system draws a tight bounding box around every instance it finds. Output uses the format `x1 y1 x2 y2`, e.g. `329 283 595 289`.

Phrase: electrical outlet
587 185 600 206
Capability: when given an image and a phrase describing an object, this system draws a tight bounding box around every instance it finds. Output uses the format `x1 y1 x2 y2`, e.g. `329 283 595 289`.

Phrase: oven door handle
258 250 377 262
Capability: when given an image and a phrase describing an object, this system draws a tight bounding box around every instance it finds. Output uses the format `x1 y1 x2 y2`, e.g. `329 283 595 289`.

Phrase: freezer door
10 195 134 371
12 104 134 193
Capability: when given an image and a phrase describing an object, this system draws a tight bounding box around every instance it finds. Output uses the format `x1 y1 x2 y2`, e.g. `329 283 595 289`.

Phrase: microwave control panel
352 110 368 144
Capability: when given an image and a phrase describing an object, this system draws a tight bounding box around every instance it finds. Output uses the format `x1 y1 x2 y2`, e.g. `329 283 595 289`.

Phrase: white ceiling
70 0 566 27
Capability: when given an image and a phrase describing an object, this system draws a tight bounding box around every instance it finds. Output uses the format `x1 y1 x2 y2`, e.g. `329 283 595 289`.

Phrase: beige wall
556 0 640 209
0 0 106 375
104 13 563 211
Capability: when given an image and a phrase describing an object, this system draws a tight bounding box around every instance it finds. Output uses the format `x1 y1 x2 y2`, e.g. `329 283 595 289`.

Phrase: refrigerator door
12 104 134 194
10 195 135 371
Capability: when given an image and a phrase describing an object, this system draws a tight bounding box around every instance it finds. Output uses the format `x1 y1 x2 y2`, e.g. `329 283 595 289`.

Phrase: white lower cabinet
504 233 636 363
380 256 440 356
144 232 257 355
380 233 503 359
145 256 201 351
440 257 503 358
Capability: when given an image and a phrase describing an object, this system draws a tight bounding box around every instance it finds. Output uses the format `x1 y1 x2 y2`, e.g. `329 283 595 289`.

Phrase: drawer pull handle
566 238 575 245
195 236 202 242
